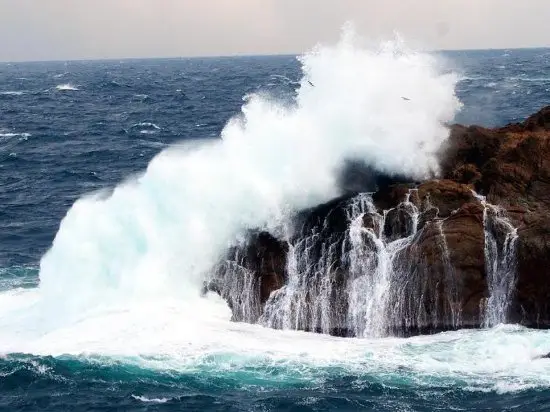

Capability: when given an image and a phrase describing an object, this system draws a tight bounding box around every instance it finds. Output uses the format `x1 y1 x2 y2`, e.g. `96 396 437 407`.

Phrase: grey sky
1 0 550 62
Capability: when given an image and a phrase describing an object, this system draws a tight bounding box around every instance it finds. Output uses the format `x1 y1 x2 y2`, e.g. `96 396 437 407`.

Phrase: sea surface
1 47 550 411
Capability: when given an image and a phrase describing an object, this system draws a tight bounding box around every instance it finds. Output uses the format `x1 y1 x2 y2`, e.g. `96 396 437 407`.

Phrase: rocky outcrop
209 106 550 336
207 231 287 323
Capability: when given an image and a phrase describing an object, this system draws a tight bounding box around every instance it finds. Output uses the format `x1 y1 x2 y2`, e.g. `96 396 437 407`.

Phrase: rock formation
208 106 550 336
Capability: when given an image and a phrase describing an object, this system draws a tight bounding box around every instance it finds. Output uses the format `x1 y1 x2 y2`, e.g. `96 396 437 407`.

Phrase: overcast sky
1 0 550 62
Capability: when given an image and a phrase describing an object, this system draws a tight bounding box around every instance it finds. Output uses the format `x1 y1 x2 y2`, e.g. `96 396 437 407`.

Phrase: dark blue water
1 48 550 411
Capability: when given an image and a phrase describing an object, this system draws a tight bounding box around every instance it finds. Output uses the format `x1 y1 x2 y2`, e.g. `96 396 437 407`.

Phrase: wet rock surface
209 106 550 336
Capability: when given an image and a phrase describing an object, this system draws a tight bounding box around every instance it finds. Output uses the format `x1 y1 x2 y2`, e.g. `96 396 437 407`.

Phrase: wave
0 267 38 292
53 72 69 79
131 395 169 404
508 77 550 82
33 29 458 306
55 83 79 92
0 132 31 138
0 91 25 96
130 122 161 135
132 122 161 130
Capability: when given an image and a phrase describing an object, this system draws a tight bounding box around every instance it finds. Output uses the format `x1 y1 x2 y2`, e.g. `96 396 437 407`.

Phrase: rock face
209 106 550 336
208 231 287 323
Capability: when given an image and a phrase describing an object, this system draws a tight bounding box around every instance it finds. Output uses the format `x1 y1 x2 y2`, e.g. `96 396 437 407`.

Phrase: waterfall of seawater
475 194 519 327
226 190 460 337
213 189 520 336
344 192 421 337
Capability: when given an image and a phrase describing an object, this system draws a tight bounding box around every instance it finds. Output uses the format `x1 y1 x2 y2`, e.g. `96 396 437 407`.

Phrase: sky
1 0 550 62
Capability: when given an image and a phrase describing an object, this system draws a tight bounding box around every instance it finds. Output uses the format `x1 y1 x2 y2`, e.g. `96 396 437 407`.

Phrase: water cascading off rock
212 184 521 337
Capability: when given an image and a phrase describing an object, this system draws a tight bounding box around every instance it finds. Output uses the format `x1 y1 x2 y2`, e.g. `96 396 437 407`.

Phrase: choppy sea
1 46 550 411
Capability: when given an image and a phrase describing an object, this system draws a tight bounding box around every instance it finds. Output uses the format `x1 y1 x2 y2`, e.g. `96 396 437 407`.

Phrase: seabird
308 80 315 87
401 96 411 101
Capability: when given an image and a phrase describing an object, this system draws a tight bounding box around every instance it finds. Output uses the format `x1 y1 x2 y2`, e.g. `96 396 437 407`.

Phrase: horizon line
1 45 549 65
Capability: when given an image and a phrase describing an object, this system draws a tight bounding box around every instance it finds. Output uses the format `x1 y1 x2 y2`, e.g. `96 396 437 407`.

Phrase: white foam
0 91 25 96
131 395 169 403
55 83 79 91
36 29 459 311
0 132 31 139
133 122 161 129
0 293 549 392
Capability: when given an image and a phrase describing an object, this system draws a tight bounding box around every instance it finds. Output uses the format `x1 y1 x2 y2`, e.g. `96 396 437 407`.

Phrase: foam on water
0 132 31 139
55 83 79 91
1 290 549 393
131 395 170 404
0 91 25 96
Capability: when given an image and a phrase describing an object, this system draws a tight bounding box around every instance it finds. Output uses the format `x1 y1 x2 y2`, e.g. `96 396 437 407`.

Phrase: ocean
1 40 550 411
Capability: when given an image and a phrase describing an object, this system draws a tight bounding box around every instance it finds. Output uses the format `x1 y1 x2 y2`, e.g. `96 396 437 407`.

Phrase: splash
0 27 460 353
37 29 459 310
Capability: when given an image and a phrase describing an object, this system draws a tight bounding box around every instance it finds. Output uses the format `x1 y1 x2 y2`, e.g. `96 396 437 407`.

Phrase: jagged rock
208 231 287 323
362 212 382 234
383 203 417 241
442 106 550 325
212 106 550 336
417 180 476 217
442 202 486 323
418 207 438 231
513 215 550 326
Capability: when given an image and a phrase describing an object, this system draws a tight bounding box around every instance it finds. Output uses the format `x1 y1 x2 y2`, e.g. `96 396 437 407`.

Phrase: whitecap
0 132 32 139
0 91 25 96
55 83 79 92
131 395 170 404
133 122 160 130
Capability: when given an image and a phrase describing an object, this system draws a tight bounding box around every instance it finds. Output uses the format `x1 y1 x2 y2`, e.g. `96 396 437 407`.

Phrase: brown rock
417 180 476 217
513 214 550 326
215 106 550 336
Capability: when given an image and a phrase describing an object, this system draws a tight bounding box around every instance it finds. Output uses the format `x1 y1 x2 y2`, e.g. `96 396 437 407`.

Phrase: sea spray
37 29 459 307
0 28 460 352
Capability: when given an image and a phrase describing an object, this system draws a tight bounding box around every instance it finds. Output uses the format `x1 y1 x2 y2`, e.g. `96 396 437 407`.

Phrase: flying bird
401 96 411 101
